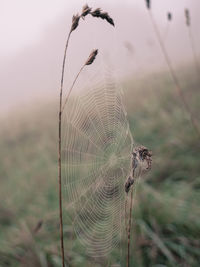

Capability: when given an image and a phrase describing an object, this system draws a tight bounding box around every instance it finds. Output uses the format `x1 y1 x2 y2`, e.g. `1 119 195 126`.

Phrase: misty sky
1 0 196 58
0 0 199 114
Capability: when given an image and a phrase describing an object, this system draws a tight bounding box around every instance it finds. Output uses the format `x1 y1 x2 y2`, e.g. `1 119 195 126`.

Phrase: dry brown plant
184 8 200 76
145 3 200 138
125 146 152 267
57 4 114 267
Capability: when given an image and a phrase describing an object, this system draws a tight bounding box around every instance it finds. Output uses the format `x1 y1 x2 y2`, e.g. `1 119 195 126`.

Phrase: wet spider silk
62 65 134 258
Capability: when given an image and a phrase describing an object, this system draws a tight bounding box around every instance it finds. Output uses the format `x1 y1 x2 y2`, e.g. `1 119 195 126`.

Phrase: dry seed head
185 8 190 26
91 8 101 17
133 146 152 170
85 49 98 65
145 0 151 9
167 12 172 21
81 4 92 18
100 12 114 26
71 13 80 32
91 8 115 26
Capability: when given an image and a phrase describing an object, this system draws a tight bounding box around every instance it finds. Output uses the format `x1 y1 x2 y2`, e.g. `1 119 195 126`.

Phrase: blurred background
0 0 200 266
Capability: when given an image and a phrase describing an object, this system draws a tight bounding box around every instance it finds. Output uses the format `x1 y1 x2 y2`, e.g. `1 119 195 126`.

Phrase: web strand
62 66 133 257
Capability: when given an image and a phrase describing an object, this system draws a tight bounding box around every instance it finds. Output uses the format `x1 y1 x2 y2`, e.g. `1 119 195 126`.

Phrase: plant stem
127 187 134 267
58 30 71 267
62 64 85 113
59 34 89 267
125 198 128 234
148 10 200 138
188 26 200 76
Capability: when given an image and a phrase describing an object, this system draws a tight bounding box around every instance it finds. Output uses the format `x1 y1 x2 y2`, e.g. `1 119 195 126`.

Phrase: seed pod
167 12 172 21
125 176 134 194
85 49 98 65
185 8 190 26
99 12 114 26
91 8 101 17
145 0 151 9
81 4 92 18
71 14 80 32
91 8 114 26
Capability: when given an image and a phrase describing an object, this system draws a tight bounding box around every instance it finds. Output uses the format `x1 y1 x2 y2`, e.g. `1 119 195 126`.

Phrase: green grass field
0 65 200 266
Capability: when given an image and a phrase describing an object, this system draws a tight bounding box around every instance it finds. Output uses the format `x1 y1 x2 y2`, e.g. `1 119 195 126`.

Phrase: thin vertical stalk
58 30 71 267
58 37 97 267
125 198 128 234
57 6 114 266
148 10 200 138
127 187 134 267
188 26 200 75
62 64 85 113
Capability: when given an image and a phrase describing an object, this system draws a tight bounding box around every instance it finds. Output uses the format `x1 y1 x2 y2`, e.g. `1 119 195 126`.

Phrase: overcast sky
1 0 196 58
0 0 199 114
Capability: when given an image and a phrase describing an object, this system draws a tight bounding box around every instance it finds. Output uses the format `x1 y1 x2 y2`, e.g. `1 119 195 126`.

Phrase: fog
0 0 199 114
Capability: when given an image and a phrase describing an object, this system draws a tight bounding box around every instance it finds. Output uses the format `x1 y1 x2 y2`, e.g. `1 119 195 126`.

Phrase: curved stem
148 10 200 138
62 64 85 113
60 31 72 110
58 30 71 267
188 26 200 76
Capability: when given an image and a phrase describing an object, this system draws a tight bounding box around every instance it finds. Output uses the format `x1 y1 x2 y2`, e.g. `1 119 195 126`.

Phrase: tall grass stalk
163 12 172 41
188 26 200 75
147 8 200 138
185 9 200 76
57 5 114 266
58 28 71 267
127 188 134 267
126 146 152 267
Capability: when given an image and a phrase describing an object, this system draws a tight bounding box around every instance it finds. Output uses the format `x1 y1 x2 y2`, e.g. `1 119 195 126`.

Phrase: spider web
62 66 134 257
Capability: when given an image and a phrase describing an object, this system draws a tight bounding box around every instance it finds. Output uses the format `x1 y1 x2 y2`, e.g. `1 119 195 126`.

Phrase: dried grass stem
58 30 72 267
127 188 134 267
148 10 200 138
